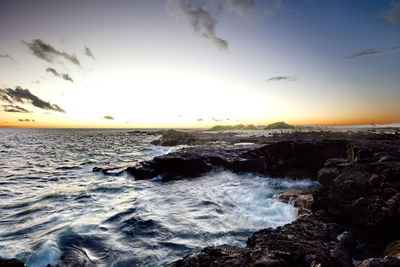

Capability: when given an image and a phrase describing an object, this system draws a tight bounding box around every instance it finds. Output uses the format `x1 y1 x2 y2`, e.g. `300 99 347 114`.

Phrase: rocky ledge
124 130 400 267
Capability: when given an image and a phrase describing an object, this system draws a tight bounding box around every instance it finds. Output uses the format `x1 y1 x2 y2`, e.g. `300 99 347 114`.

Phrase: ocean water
0 129 318 266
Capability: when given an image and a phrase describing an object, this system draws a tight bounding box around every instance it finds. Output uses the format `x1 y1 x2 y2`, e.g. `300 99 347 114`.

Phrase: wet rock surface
0 257 26 267
161 131 400 267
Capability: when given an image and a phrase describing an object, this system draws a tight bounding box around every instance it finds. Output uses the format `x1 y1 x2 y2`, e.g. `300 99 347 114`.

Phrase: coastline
1 128 399 266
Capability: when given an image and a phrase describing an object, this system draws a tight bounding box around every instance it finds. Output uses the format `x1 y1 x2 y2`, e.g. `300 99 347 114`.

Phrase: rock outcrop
166 135 400 266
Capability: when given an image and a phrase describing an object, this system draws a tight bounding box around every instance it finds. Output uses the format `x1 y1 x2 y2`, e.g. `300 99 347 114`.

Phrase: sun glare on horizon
1 0 400 128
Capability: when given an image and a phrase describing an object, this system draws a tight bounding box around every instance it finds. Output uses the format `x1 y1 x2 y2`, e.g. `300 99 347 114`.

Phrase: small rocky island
2 127 399 267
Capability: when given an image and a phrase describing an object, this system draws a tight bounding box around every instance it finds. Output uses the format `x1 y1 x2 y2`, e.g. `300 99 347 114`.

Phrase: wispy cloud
168 0 228 50
0 54 16 63
381 1 400 24
18 118 35 123
46 67 60 77
23 39 80 66
2 104 31 113
0 87 65 113
266 76 296 82
103 115 114 120
84 46 95 59
46 67 74 83
340 47 400 60
167 0 281 51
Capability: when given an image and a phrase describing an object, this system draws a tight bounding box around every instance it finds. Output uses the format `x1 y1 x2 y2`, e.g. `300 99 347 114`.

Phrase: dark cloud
31 80 41 84
211 118 221 122
62 74 74 82
381 2 400 24
197 118 203 121
340 47 400 60
18 118 35 122
23 39 80 66
2 104 31 113
103 115 114 120
266 76 296 82
46 67 60 77
46 67 74 83
167 0 281 50
167 0 229 50
0 54 16 63
0 87 65 113
84 46 95 59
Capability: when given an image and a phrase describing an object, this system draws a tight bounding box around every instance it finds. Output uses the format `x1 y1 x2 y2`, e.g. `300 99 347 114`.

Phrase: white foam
26 240 61 267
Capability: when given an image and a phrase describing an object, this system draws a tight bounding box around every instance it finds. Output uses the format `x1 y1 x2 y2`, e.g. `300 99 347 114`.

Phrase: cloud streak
2 104 31 113
18 118 35 123
0 54 16 63
103 115 114 120
46 67 74 83
23 39 80 66
266 76 296 82
84 46 95 59
340 47 400 60
381 1 400 24
0 87 65 113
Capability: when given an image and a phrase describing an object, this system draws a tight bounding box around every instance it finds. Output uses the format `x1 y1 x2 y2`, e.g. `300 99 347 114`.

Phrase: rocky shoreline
2 129 399 266
140 129 400 266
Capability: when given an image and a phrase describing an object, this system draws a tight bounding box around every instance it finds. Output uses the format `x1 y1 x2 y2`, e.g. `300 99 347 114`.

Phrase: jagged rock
150 129 197 146
126 140 348 180
357 256 400 267
317 167 340 185
276 188 316 210
0 257 26 267
384 240 400 259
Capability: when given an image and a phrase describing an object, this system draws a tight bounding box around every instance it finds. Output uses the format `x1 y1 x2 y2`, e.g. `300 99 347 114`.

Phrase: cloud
2 104 31 113
168 0 228 50
0 87 65 113
266 76 296 82
62 74 74 82
46 67 60 77
46 67 74 83
381 1 400 24
0 54 16 63
84 46 95 59
103 115 114 120
18 118 35 122
340 47 400 60
197 118 203 121
23 39 80 66
167 0 281 50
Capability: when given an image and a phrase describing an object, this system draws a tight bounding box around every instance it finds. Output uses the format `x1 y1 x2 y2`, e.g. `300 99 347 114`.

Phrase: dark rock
357 256 400 267
166 132 400 266
317 167 340 185
150 129 197 146
384 240 400 259
0 257 26 267
276 188 316 210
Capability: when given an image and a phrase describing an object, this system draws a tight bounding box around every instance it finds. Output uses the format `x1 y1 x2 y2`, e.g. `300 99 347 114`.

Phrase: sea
0 128 318 266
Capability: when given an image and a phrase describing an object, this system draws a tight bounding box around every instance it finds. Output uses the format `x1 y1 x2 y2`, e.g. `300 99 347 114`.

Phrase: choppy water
0 129 318 266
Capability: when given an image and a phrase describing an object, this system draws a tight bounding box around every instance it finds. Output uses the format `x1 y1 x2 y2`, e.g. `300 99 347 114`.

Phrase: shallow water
0 129 318 266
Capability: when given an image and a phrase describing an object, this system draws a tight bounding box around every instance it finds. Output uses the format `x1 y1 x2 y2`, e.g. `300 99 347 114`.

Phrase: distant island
209 121 295 131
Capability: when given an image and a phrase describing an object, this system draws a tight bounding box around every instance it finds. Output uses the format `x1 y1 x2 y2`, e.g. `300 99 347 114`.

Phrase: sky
0 0 399 128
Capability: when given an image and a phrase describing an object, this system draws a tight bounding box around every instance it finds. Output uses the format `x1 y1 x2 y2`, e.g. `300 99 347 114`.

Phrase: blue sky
0 0 399 127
